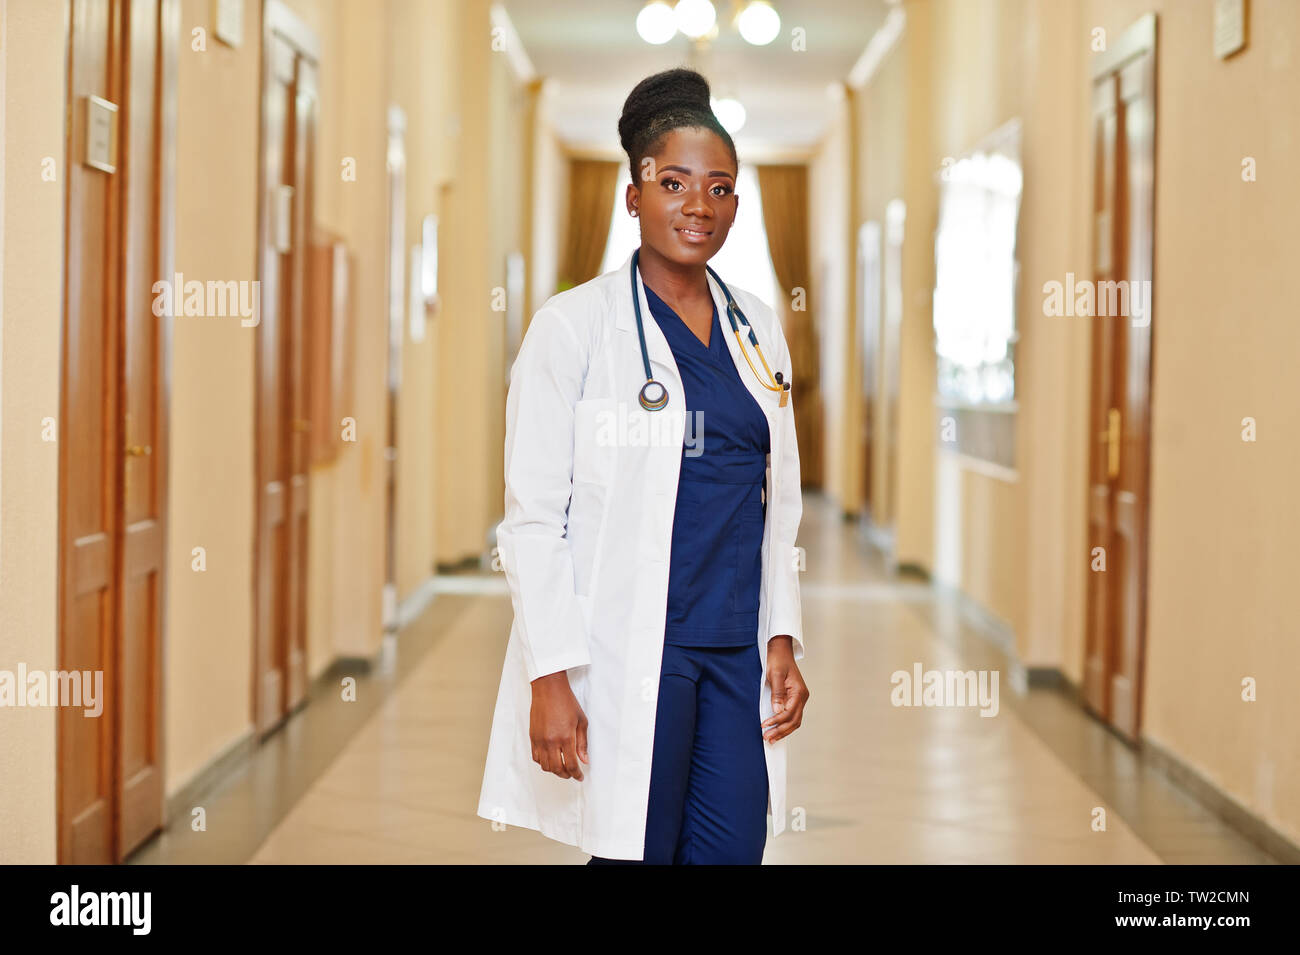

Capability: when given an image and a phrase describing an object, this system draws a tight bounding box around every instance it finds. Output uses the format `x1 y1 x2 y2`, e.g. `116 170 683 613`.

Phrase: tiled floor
133 491 1278 864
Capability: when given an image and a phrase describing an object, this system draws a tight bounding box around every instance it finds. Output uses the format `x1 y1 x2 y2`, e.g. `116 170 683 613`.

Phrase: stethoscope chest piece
639 379 669 411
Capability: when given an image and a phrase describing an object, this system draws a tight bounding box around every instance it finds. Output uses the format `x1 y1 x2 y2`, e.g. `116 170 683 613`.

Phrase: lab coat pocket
733 500 764 612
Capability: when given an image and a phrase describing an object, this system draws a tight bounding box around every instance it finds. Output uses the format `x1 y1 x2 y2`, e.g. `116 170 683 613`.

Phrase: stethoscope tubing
631 248 786 412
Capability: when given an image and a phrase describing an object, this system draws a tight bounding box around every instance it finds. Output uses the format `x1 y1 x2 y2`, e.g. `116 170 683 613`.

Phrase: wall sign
84 95 117 173
1214 0 1247 60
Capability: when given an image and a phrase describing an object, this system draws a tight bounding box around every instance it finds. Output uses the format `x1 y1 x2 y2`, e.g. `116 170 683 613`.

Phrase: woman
477 68 809 864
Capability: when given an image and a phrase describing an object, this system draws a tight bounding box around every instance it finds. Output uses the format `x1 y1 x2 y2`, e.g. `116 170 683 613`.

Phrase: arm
766 304 805 660
761 302 810 742
496 304 590 778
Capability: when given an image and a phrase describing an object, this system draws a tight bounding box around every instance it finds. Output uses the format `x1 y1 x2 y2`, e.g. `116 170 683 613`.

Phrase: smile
676 227 712 242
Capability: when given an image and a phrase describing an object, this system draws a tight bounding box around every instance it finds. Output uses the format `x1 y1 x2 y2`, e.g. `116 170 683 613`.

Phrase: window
932 119 1023 406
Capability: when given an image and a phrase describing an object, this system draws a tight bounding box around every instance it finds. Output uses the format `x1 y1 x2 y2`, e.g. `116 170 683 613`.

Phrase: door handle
126 444 152 457
1098 407 1120 479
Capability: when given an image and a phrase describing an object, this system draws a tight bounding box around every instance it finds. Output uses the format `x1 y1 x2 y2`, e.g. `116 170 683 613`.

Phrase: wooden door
882 200 904 529
858 221 881 518
59 0 173 863
254 3 318 735
1082 15 1157 743
383 106 406 630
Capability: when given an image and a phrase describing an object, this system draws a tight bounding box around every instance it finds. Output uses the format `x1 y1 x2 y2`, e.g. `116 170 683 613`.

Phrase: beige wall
434 0 522 565
282 0 389 670
529 81 569 320
0 0 65 864
165 0 261 801
167 0 397 793
391 0 456 603
893 0 937 574
1085 0 1300 843
809 91 851 512
2 0 501 862
845 0 1087 645
847 0 1300 844
861 38 906 529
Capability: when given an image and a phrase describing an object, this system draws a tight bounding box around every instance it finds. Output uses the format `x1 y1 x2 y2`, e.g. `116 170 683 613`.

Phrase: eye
660 177 683 191
711 184 733 197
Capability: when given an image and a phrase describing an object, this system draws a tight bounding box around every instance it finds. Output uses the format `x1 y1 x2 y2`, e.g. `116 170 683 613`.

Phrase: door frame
857 220 881 525
251 0 321 734
55 0 179 863
1082 12 1158 742
383 105 406 631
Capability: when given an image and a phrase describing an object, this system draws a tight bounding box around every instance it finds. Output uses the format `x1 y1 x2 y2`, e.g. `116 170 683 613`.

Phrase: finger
763 683 794 727
766 697 807 740
577 718 589 765
766 666 787 691
766 720 799 742
549 744 572 779
762 705 797 734
562 739 585 781
764 688 803 727
768 668 788 702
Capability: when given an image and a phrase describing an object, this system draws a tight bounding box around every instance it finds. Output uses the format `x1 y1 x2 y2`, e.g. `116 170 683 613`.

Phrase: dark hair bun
618 69 712 153
618 68 736 181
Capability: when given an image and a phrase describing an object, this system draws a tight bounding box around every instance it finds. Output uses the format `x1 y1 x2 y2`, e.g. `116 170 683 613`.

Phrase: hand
762 635 809 743
529 671 589 780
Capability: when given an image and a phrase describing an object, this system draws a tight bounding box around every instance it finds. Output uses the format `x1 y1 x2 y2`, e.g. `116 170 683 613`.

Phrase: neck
635 244 710 303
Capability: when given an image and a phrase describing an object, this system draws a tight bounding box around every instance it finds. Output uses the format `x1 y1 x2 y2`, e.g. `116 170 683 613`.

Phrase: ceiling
500 0 892 157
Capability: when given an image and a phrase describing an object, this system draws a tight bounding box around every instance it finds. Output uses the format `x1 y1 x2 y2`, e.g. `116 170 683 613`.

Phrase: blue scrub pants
588 642 769 865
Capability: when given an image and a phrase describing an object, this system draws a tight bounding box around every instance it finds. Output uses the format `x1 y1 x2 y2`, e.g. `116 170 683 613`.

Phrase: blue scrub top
644 280 771 647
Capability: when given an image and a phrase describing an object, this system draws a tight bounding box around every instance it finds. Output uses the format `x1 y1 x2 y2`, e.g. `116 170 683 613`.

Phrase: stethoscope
631 248 791 412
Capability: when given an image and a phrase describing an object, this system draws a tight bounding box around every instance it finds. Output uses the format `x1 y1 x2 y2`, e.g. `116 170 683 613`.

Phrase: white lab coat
476 248 805 860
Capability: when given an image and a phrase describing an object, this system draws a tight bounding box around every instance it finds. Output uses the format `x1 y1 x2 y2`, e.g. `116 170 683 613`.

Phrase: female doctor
477 68 809 864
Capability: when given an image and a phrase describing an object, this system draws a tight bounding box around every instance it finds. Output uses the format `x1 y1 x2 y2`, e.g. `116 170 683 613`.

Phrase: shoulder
535 266 623 333
520 266 623 364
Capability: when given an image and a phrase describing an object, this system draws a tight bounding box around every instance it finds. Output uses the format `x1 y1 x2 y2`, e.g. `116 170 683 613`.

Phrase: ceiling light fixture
637 1 782 47
636 1 677 45
737 1 780 46
710 96 747 134
674 0 717 40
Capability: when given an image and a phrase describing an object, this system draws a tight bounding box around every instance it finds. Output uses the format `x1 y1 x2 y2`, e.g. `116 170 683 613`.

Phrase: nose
681 183 712 219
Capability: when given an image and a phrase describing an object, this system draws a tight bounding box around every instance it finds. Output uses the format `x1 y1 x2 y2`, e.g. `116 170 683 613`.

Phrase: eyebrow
658 164 735 181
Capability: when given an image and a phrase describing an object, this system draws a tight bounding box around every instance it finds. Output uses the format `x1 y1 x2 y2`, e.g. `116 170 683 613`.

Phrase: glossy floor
130 492 1277 865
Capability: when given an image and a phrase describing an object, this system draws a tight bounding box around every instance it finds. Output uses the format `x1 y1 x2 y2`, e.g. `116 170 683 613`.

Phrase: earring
631 208 638 217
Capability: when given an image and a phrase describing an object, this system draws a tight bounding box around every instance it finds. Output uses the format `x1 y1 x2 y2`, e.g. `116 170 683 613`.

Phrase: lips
676 226 712 243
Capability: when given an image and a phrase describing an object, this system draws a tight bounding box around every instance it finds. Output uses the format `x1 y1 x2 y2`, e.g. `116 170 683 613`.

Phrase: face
626 126 739 266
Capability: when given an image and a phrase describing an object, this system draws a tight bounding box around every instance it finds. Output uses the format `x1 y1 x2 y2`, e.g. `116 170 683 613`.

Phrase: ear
625 182 641 217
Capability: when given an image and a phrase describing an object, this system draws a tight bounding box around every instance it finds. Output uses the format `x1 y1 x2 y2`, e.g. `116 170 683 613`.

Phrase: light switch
274 184 294 253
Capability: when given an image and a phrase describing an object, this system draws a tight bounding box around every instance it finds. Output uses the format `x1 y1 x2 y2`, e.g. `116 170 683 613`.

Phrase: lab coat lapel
705 269 788 658
707 270 783 443
615 249 682 398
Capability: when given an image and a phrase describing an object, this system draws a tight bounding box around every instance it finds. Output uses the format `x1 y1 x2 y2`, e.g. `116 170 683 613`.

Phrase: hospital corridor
2 0 1298 892
131 495 1265 865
